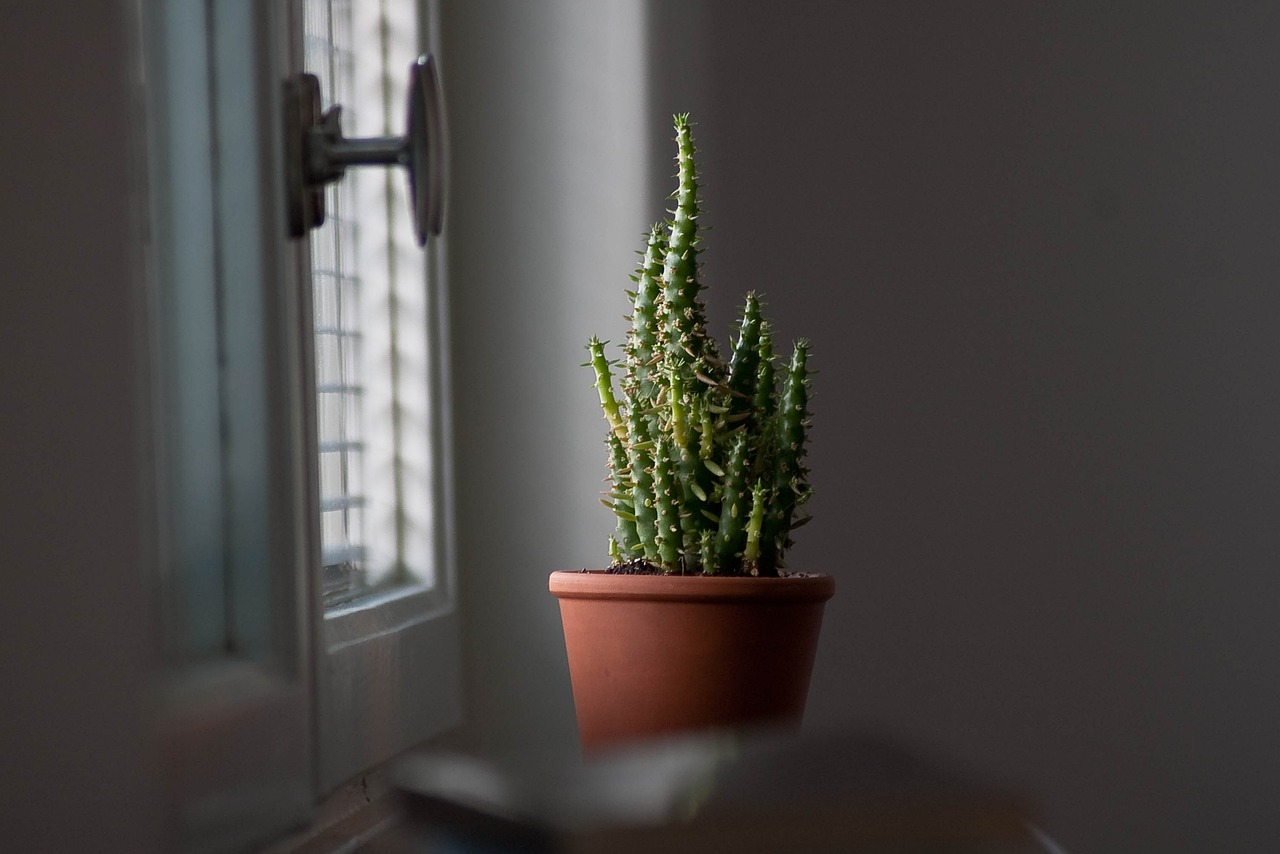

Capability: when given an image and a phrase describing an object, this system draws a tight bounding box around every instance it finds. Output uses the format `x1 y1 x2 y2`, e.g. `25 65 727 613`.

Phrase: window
302 0 461 792
304 0 441 606
143 3 313 850
140 0 459 846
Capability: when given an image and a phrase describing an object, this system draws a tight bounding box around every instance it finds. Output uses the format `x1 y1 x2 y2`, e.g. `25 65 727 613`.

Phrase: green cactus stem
667 366 691 452
661 115 722 385
670 370 720 559
741 482 769 575
698 529 716 576
664 115 700 312
715 434 751 570
626 407 659 563
587 337 626 442
759 340 812 574
725 293 764 423
749 322 778 478
606 432 641 559
686 418 710 502
696 399 717 463
623 224 667 408
752 322 777 419
651 435 683 571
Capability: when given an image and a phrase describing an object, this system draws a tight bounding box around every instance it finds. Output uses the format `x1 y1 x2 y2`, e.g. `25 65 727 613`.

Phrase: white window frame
140 0 461 846
143 3 314 851
297 0 462 792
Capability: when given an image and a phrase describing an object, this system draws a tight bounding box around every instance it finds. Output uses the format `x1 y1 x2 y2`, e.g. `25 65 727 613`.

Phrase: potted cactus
549 115 835 751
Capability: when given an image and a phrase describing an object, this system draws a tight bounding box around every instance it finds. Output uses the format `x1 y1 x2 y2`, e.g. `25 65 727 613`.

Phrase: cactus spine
588 114 813 575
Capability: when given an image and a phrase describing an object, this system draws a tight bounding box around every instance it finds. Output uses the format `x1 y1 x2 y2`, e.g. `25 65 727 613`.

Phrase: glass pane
146 1 226 660
304 0 437 608
144 1 279 662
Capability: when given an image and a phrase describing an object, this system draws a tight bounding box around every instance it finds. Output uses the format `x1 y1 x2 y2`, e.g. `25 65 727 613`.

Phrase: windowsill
259 722 465 853
259 766 404 854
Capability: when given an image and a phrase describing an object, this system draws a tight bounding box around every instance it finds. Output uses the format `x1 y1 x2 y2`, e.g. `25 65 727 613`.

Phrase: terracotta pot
549 570 835 752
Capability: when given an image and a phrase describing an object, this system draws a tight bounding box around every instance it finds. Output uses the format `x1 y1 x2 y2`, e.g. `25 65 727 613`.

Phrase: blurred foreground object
394 727 1052 853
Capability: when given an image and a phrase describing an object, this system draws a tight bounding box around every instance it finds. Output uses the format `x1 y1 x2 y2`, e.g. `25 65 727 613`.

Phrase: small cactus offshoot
587 114 813 576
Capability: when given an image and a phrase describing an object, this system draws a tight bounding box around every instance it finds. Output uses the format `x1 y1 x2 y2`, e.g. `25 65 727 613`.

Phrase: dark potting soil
584 558 817 578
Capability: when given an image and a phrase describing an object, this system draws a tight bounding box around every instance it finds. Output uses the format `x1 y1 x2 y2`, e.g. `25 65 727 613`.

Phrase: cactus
587 114 813 576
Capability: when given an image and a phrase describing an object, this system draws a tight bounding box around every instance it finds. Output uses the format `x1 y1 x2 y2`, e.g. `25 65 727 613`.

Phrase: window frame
296 0 463 794
143 0 462 845
144 2 315 850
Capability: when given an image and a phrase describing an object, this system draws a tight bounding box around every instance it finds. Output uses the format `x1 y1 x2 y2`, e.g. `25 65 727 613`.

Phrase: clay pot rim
549 569 835 604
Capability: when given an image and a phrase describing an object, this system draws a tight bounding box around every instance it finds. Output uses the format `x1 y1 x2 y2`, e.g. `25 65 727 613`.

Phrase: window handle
285 54 446 246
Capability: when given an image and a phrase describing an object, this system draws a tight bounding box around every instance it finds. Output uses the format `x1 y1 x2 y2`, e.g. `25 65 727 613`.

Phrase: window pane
150 1 225 660
145 1 281 663
304 0 437 607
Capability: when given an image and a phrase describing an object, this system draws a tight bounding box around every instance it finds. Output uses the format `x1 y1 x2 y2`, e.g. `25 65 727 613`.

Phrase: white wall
439 0 652 756
648 2 1280 851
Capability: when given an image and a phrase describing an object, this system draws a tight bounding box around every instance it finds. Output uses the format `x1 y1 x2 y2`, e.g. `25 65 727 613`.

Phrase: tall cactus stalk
756 341 813 576
588 114 814 575
661 115 722 385
623 224 666 414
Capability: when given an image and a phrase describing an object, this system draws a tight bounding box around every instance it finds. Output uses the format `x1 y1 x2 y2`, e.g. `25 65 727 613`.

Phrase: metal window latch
284 54 446 246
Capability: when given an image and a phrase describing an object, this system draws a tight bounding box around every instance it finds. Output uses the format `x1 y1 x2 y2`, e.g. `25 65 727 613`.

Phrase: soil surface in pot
591 557 820 578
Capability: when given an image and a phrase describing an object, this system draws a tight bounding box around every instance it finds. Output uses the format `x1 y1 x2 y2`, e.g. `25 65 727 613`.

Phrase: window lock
284 54 446 246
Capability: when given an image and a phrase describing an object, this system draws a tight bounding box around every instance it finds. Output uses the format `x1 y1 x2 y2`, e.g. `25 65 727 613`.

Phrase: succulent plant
587 114 813 576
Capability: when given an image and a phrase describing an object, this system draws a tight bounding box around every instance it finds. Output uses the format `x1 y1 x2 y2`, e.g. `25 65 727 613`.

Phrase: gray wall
440 0 652 756
445 1 1280 851
0 2 161 850
649 2 1280 851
